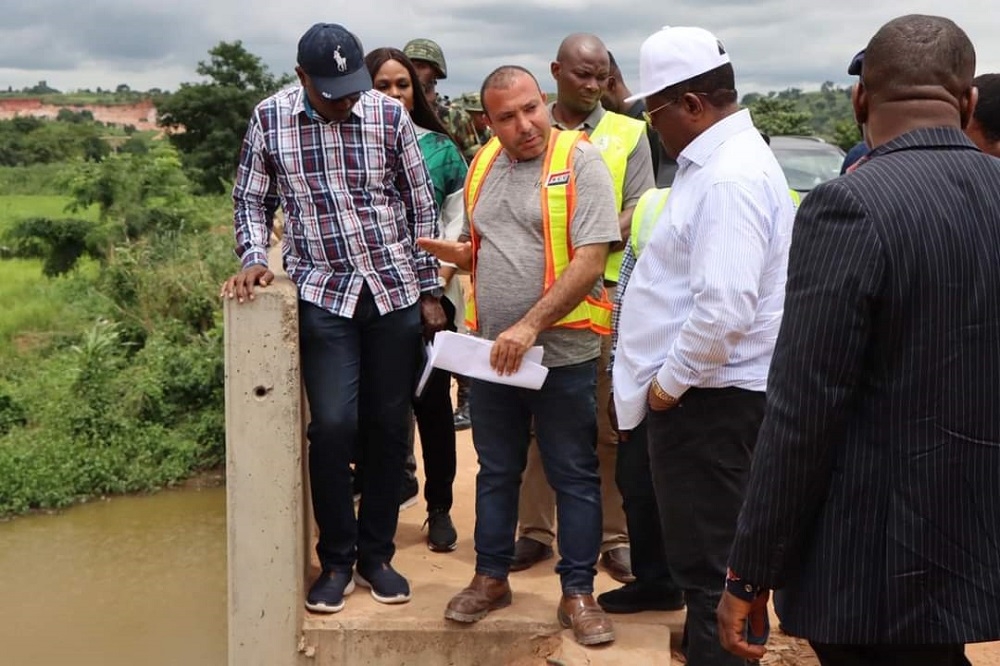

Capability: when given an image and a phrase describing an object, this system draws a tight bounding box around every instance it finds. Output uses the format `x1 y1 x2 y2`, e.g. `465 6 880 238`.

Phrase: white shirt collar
678 108 755 168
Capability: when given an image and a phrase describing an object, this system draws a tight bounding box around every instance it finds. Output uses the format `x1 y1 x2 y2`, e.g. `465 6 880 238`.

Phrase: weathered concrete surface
299 425 683 665
225 266 307 666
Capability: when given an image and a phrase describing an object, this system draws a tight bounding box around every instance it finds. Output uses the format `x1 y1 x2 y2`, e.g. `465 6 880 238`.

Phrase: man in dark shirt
602 51 678 186
222 22 447 615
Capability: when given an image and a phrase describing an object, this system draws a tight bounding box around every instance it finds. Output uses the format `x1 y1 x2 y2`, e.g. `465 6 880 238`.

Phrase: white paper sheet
416 331 548 397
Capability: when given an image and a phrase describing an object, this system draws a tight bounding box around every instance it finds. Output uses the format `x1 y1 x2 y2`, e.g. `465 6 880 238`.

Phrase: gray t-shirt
464 141 621 367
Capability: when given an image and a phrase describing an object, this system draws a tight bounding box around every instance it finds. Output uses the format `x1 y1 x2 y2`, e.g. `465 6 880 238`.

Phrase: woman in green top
364 47 468 554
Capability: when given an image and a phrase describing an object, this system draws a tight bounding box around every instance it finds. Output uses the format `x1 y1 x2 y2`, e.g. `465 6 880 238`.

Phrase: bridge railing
224 247 310 666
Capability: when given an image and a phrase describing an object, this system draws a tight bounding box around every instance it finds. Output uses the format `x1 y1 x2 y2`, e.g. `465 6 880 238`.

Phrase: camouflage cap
403 38 447 79
458 92 483 112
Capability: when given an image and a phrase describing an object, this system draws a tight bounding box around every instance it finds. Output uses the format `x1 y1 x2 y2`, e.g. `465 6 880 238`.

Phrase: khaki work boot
444 574 512 623
557 593 616 646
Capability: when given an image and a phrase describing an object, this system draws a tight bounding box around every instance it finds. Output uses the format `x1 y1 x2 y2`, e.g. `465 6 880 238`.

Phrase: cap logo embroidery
717 40 726 55
333 46 347 72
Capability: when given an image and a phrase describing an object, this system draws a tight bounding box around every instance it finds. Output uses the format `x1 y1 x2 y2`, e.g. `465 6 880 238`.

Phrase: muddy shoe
444 574 512 623
558 593 615 646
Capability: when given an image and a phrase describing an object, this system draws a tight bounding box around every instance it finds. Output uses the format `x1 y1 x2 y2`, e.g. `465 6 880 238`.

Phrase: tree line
3 42 863 195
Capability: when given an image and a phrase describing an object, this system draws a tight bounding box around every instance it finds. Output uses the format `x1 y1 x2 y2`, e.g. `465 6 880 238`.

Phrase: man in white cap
612 26 794 665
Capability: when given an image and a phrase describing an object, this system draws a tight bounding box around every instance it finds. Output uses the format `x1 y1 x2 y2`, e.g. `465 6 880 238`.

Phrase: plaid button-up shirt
608 241 636 377
233 87 440 317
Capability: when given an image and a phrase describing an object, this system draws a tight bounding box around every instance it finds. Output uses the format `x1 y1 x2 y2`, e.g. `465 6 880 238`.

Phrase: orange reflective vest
464 129 613 335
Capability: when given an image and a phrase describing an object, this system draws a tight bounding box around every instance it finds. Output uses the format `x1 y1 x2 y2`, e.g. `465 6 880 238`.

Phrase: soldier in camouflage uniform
456 92 493 144
403 38 481 162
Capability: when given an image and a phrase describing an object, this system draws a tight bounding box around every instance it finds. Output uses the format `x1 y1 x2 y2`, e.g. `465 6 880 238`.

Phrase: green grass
0 92 154 106
0 259 98 349
0 195 102 356
0 195 99 232
0 164 72 196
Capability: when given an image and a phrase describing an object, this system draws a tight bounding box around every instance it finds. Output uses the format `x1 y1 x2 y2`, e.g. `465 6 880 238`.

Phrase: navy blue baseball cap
297 23 372 100
848 49 864 76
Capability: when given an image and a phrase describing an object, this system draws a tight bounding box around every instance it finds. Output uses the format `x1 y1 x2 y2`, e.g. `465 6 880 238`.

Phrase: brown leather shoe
444 574 512 623
600 546 636 584
558 593 615 645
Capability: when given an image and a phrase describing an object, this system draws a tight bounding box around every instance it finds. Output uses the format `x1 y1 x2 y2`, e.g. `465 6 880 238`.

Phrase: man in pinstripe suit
720 14 1000 666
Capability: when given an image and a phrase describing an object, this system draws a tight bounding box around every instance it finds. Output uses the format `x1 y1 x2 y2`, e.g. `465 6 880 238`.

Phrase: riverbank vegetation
0 42 296 518
0 127 235 516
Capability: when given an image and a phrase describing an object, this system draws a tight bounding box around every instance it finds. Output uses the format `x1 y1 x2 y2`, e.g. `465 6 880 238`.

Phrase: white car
769 135 846 196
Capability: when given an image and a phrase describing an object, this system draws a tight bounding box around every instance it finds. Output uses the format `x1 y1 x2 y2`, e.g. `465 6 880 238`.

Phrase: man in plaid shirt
221 23 446 614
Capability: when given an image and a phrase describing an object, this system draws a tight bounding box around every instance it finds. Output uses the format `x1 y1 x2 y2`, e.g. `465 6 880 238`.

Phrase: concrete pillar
224 267 305 666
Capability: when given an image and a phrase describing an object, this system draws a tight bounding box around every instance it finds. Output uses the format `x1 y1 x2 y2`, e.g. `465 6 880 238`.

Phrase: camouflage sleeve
444 106 481 162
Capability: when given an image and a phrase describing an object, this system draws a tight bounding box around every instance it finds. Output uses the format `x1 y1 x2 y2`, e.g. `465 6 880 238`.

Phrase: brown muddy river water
0 486 226 665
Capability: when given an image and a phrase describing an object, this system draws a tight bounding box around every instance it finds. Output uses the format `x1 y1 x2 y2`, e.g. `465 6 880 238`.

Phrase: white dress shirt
613 109 794 430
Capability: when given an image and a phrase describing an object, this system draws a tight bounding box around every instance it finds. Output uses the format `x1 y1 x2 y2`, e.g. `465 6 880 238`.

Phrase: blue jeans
298 290 422 573
469 360 602 595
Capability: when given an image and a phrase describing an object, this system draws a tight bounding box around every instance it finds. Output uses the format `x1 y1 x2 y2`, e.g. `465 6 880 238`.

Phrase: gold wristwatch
650 378 679 406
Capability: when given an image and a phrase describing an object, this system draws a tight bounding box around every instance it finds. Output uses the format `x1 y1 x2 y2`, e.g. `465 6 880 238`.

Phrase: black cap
297 23 372 100
848 49 865 76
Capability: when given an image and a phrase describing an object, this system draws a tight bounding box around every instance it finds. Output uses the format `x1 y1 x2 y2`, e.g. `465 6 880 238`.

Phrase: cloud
1 0 998 99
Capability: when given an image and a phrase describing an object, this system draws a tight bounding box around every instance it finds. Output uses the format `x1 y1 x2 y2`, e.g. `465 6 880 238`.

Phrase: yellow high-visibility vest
589 111 647 284
630 187 672 257
463 130 613 335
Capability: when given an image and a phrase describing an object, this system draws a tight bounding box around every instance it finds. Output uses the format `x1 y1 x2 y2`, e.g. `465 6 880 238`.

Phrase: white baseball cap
625 26 731 104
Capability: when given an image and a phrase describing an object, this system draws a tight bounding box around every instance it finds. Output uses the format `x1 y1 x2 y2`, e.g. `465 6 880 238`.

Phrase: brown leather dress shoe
558 593 615 645
600 546 636 584
444 574 512 623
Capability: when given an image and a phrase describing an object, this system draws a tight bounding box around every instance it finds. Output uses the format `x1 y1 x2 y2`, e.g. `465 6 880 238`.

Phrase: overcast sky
2 0 998 99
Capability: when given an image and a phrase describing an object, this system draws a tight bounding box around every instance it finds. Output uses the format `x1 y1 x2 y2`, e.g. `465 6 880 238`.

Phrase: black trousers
412 363 456 511
358 298 458 511
647 387 766 666
810 643 971 666
615 418 681 590
411 296 458 511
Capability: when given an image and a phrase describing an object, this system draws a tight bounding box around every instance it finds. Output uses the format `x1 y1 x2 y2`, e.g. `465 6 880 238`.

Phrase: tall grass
0 194 101 356
0 164 73 196
0 259 99 353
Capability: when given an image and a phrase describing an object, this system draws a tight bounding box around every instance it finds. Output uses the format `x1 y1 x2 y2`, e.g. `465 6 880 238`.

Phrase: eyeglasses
641 92 713 126
642 99 678 126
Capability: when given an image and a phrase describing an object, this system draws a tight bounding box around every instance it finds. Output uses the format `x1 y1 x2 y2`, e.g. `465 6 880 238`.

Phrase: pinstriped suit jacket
728 127 1000 644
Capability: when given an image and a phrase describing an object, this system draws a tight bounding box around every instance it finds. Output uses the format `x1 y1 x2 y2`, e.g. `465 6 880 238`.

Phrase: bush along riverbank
0 140 236 517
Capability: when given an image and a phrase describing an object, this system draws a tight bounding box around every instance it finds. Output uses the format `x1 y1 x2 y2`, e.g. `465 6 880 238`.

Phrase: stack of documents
416 331 548 397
